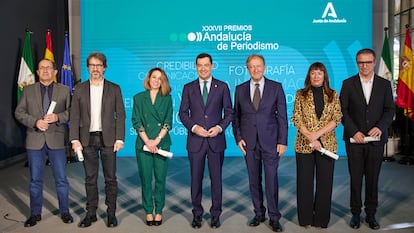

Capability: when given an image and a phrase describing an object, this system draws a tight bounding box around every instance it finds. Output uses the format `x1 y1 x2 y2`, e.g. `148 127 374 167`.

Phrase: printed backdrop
81 0 372 156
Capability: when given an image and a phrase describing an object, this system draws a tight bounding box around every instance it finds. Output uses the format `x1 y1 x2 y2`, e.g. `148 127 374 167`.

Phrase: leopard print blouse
291 89 342 153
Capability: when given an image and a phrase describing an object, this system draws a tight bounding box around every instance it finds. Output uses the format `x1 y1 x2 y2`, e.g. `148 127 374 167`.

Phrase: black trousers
83 132 117 216
346 142 383 217
296 151 335 228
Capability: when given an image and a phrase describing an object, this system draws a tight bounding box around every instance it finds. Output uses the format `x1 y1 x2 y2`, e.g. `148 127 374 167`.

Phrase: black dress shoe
61 213 73 223
24 214 41 227
269 220 283 232
249 215 266 226
191 216 202 229
146 220 154 226
349 215 360 229
107 216 118 228
78 215 97 228
366 217 380 230
211 216 221 228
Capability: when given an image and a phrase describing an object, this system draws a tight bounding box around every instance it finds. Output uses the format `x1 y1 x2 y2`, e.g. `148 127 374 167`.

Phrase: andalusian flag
378 29 395 99
44 29 57 82
378 29 393 82
61 33 74 94
17 30 35 101
396 27 414 121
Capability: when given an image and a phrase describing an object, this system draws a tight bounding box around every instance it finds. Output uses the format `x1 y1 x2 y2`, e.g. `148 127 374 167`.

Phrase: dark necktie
253 83 260 111
202 80 208 105
43 86 50 114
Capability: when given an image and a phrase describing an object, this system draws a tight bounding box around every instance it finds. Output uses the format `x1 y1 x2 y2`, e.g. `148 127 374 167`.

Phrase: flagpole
398 107 413 165
382 26 396 162
398 24 414 165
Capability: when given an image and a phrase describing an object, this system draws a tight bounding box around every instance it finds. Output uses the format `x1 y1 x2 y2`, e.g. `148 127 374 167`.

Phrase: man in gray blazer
15 59 73 227
69 52 125 228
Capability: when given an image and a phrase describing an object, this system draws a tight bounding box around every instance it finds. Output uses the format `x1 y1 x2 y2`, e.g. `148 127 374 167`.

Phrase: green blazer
132 91 173 151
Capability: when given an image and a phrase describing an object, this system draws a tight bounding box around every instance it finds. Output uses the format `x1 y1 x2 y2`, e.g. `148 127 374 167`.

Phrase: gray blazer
69 79 126 147
15 82 71 150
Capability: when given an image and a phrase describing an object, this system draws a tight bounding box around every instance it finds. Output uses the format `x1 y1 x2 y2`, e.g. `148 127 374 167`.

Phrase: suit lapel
242 81 255 111
206 78 218 106
319 91 331 121
143 91 162 122
51 83 58 103
368 76 379 106
34 83 43 114
102 81 106 115
192 80 205 108
353 76 367 105
259 78 271 110
85 81 92 118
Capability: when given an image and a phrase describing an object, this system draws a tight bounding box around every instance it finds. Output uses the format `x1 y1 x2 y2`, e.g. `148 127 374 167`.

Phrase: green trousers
136 149 169 214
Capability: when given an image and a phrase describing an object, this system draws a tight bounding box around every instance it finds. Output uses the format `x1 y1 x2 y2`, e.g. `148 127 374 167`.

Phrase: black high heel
153 219 162 226
146 214 154 226
154 214 162 226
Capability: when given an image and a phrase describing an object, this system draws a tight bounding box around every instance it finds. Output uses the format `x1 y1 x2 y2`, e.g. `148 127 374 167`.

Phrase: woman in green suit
132 67 172 226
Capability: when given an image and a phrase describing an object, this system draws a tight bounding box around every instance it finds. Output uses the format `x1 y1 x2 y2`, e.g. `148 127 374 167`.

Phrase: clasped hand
145 139 159 154
36 113 58 131
194 125 220 138
352 127 382 144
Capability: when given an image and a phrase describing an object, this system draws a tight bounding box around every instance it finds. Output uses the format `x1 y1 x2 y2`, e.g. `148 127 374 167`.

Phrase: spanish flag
396 27 414 121
44 29 57 82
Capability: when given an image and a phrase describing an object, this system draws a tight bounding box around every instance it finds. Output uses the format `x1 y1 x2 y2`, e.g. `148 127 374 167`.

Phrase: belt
90 131 102 135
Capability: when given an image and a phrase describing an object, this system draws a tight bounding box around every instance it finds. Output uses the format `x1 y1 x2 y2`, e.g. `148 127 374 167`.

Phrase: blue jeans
27 144 69 215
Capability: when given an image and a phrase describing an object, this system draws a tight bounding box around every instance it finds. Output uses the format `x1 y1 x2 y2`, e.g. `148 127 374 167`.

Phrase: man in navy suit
233 54 288 232
179 53 233 229
340 48 394 230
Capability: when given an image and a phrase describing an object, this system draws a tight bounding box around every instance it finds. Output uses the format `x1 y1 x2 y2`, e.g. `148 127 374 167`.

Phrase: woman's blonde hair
143 67 171 96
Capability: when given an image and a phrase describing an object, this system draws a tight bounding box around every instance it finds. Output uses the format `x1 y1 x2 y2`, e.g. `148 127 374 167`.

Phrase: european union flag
61 33 74 94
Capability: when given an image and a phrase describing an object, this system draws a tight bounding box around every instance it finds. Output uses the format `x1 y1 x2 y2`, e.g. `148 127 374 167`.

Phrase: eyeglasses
88 64 104 68
356 61 374 65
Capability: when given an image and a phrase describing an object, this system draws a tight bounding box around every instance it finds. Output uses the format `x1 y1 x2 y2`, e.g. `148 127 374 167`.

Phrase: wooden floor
1 155 414 233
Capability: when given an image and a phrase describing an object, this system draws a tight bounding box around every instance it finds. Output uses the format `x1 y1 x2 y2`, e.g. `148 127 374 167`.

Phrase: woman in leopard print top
291 62 342 229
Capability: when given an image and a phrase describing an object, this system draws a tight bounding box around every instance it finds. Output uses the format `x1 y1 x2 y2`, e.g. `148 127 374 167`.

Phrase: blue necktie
202 80 208 105
43 86 50 114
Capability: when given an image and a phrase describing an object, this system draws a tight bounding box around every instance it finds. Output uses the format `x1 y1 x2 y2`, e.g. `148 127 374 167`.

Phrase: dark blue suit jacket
233 78 288 153
179 77 233 153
